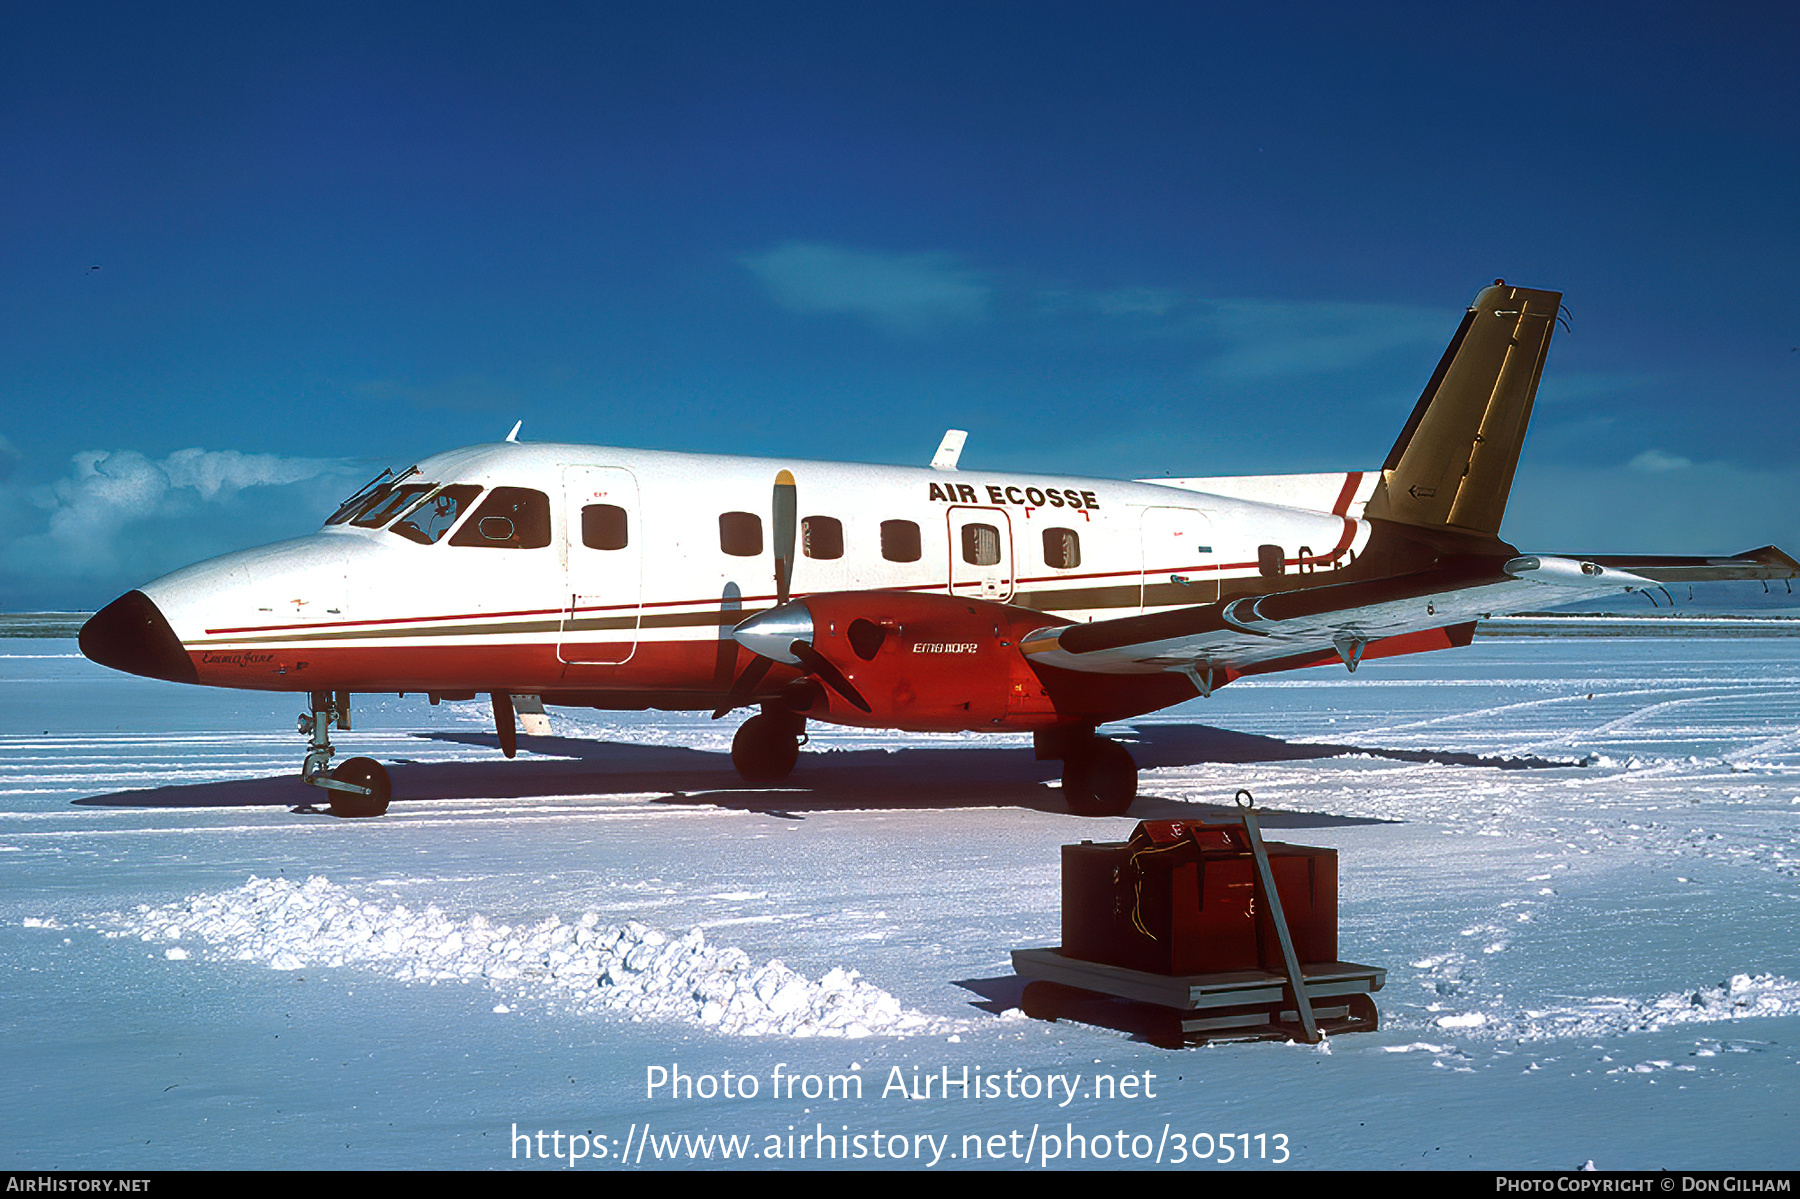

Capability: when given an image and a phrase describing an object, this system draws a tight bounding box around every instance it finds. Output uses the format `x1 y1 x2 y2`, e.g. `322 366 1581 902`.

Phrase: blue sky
3 2 1796 609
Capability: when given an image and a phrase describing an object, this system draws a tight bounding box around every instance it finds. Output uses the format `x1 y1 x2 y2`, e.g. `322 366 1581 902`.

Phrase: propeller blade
772 469 796 606
710 653 774 720
790 640 872 713
713 475 798 721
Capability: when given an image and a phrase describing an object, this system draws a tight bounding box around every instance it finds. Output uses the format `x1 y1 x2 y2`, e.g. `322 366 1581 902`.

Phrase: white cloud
2 447 356 604
1628 448 1692 472
740 241 990 334
1189 298 1446 381
1037 285 1448 382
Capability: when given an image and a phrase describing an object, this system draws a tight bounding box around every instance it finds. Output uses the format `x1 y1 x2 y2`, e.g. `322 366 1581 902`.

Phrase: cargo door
1140 506 1216 611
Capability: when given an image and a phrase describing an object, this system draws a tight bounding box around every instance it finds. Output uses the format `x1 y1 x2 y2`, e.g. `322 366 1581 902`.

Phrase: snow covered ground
4 631 1798 1171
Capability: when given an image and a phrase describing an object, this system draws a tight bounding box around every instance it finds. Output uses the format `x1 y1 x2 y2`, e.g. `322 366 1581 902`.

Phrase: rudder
1363 281 1561 536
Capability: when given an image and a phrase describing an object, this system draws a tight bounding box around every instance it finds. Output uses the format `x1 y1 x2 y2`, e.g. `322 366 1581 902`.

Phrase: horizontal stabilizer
1547 546 1800 584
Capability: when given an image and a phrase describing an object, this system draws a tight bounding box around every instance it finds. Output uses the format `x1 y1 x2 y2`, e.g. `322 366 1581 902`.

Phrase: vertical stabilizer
1363 282 1561 536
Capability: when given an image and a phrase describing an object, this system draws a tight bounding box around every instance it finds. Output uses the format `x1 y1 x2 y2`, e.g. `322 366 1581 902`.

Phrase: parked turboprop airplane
79 281 1797 817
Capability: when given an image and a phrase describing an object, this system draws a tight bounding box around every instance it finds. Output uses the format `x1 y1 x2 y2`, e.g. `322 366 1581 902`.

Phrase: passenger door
947 506 1014 602
559 466 642 665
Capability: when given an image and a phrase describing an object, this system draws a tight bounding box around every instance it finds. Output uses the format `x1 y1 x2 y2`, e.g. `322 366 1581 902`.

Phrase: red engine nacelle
784 592 1069 732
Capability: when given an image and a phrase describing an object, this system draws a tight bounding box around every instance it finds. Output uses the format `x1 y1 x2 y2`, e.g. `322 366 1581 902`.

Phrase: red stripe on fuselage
190 638 756 696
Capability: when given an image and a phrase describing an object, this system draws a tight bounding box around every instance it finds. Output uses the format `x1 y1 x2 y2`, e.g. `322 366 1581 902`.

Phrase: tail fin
1363 281 1561 537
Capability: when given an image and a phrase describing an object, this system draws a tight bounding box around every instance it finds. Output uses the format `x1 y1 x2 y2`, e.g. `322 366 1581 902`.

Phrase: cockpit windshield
325 466 420 526
350 483 436 529
390 485 484 545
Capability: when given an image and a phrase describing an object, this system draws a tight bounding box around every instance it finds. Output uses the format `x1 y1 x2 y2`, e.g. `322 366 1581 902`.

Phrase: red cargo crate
1062 821 1336 976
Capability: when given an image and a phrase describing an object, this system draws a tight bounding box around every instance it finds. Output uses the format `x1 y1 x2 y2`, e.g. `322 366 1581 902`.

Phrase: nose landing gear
299 690 391 817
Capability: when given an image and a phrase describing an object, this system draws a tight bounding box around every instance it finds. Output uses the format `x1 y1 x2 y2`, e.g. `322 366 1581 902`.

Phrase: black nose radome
80 591 199 684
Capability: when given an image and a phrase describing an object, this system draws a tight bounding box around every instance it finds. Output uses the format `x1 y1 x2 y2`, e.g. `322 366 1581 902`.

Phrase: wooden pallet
1012 948 1384 1046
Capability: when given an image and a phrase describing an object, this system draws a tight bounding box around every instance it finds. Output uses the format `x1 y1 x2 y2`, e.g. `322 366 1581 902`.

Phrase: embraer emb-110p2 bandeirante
80 282 1799 817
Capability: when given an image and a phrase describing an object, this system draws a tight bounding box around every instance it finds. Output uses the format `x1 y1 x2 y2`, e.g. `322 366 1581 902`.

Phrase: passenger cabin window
802 515 843 560
448 487 551 549
391 485 483 545
1042 527 1081 569
582 504 629 550
719 512 763 557
961 523 1001 567
351 483 434 529
1258 544 1286 577
881 519 921 563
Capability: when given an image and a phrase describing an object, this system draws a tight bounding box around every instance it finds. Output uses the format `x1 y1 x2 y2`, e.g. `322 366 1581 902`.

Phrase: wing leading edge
1020 548 1798 689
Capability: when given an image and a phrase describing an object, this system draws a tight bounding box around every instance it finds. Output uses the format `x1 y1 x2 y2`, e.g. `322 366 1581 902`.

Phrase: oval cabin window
719 512 764 557
881 520 922 563
1042 527 1081 569
802 515 843 560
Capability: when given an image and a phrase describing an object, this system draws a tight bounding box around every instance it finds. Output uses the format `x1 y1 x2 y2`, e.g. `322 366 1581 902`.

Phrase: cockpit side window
391 485 484 545
350 483 435 529
448 487 552 549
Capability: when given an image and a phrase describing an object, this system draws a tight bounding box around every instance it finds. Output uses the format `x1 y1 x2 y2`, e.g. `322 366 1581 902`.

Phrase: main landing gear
299 690 391 818
731 704 805 783
1043 728 1138 817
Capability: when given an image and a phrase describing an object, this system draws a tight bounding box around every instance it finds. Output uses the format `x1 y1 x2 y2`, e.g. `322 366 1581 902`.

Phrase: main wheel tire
731 713 800 783
1061 738 1137 816
1061 753 1099 816
328 757 392 818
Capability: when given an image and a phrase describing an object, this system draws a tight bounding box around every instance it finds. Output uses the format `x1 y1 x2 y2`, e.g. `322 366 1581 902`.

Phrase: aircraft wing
1019 547 1798 682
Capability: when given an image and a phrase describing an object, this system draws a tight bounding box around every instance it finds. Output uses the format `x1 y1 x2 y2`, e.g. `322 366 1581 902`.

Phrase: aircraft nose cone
732 602 813 664
79 591 199 684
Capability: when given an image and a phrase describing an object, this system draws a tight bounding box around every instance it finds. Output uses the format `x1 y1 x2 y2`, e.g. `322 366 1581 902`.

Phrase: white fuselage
137 441 1373 708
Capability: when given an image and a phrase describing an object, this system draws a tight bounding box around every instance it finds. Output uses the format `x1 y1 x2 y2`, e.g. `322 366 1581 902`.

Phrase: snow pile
104 875 945 1038
1422 973 1800 1043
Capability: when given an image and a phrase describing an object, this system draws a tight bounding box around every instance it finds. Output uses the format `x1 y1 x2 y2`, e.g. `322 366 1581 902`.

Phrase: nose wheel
299 691 391 817
327 757 392 818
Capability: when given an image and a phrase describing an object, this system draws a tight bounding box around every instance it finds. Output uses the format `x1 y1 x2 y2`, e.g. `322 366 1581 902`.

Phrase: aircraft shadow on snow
72 721 1570 823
